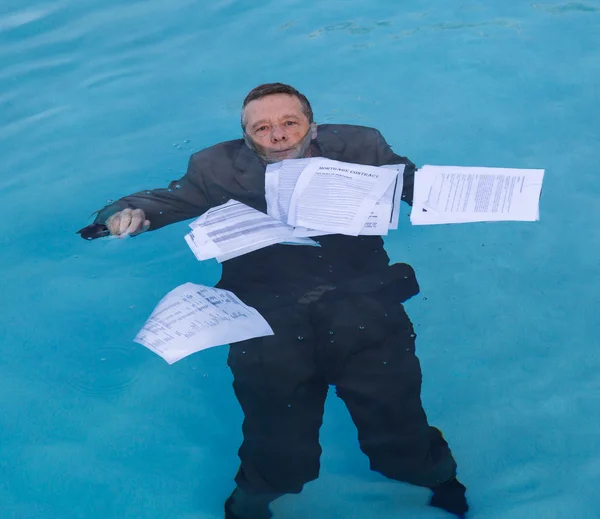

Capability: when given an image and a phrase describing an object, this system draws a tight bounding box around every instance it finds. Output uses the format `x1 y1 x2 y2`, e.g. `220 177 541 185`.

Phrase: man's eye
284 121 297 126
256 126 268 133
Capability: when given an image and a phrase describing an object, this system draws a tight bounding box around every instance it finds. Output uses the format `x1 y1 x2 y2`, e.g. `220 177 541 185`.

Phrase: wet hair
241 83 314 131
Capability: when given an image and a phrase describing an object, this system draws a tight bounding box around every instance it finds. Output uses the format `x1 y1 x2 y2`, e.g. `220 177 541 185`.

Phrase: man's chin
265 148 300 163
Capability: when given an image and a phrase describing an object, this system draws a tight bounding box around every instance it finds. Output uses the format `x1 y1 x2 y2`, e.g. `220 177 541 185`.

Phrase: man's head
241 83 318 163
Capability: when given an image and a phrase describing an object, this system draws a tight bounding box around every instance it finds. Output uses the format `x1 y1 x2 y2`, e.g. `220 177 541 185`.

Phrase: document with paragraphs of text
411 165 544 225
284 159 399 236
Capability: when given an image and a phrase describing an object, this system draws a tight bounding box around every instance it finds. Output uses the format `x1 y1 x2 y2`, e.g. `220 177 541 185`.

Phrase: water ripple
532 2 600 13
0 5 60 32
80 68 143 89
65 344 140 396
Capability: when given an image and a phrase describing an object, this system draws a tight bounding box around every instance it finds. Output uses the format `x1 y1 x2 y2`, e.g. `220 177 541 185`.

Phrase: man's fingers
106 213 122 235
124 212 144 235
106 209 148 237
119 211 133 235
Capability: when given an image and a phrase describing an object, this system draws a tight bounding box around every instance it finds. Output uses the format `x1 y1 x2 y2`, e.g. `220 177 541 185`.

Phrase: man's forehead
244 94 304 119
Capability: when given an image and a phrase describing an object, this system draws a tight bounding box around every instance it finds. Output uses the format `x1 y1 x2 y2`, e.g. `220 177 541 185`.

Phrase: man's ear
310 122 318 140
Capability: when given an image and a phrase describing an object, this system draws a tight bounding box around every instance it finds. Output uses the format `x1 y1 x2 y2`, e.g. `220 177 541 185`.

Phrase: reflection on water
1 0 600 518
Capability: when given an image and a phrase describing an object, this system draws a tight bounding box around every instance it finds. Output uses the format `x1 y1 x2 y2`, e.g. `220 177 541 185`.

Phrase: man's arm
374 130 415 206
78 153 212 239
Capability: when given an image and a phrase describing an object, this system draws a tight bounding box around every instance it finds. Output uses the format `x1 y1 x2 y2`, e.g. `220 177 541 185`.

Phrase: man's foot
224 488 275 519
429 477 469 518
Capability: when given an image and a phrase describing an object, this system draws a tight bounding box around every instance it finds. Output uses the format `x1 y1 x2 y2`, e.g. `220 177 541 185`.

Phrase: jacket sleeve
374 129 415 206
78 153 213 239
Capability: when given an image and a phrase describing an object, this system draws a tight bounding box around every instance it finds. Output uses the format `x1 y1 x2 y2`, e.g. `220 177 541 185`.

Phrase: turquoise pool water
2 1 599 518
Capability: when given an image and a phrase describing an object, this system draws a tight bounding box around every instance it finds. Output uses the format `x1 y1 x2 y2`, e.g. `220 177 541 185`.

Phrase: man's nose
270 125 287 143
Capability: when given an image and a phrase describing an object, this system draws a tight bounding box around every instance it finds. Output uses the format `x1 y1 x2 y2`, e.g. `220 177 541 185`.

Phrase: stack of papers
411 165 544 225
185 200 317 263
185 158 406 262
266 158 405 237
134 283 274 364
183 161 545 262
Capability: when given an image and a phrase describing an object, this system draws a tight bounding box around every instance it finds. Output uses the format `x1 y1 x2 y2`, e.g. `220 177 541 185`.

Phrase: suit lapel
314 127 347 160
231 141 267 195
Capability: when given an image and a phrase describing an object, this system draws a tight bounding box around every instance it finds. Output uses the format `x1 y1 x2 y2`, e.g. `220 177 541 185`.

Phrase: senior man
78 83 469 518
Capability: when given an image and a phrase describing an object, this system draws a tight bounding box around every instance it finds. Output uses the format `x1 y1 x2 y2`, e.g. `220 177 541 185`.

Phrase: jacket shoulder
317 123 381 138
316 124 384 164
189 138 245 164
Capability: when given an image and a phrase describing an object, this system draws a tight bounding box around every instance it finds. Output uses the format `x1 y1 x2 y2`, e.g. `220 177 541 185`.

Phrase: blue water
2 1 599 518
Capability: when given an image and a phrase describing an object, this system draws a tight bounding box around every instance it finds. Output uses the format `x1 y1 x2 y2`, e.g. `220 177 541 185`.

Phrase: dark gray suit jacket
84 124 418 305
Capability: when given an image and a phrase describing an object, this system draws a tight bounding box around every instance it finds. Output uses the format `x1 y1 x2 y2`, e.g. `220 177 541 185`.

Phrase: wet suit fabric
79 124 458 495
229 291 457 495
84 124 415 301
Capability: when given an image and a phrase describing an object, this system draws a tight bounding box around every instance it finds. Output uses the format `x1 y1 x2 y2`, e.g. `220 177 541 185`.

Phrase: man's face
243 94 317 163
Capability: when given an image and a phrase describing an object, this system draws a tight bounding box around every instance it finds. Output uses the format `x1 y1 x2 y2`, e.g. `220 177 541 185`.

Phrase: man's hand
106 208 150 237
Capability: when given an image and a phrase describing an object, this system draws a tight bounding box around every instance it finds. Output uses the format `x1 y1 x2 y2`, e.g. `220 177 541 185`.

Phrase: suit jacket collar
231 139 265 194
314 126 347 160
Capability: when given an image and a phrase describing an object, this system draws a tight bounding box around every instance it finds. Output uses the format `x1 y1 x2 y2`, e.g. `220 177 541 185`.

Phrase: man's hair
241 83 314 131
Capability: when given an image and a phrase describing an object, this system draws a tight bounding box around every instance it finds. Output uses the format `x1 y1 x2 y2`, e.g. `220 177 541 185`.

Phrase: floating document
134 283 274 364
411 166 544 225
186 200 316 262
291 164 405 238
266 158 336 239
284 159 399 236
265 158 317 223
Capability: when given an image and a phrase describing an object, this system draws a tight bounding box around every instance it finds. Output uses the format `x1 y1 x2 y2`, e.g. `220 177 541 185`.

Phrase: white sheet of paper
287 159 398 236
360 164 406 235
382 164 405 230
292 227 334 238
134 283 274 364
411 166 544 225
184 229 222 260
265 158 319 222
187 200 315 262
410 167 440 226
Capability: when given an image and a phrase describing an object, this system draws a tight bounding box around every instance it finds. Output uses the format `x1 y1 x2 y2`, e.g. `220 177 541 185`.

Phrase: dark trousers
227 291 457 496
